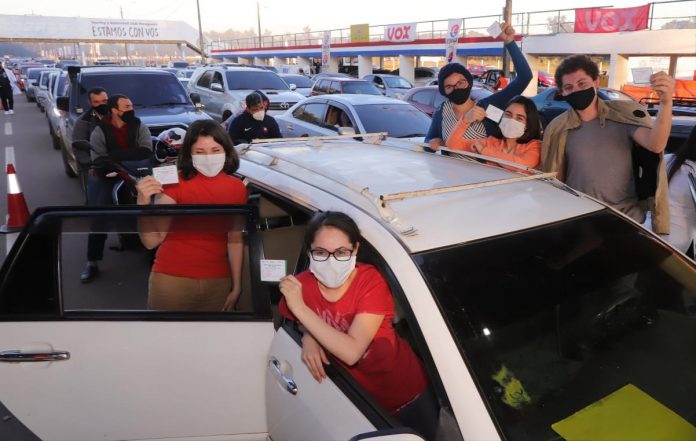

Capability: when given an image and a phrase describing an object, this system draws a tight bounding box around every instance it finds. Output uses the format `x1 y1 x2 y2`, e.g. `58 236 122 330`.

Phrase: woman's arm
481 34 533 110
280 275 383 366
476 140 541 171
222 230 244 311
445 106 487 150
136 176 175 249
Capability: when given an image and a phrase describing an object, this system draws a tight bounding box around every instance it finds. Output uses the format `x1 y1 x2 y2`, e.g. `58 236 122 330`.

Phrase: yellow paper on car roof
551 384 696 441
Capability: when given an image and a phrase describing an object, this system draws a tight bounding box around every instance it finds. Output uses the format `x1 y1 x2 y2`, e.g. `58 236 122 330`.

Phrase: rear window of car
342 82 382 95
27 69 45 79
282 75 313 88
78 72 190 110
354 103 431 138
225 71 289 91
384 77 412 89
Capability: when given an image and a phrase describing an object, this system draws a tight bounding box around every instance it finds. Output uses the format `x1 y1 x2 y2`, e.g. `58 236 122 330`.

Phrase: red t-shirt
104 118 129 149
279 264 428 413
152 172 248 279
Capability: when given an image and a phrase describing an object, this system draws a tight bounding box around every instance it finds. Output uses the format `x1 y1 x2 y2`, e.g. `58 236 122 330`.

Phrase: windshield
225 71 289 90
282 75 313 88
342 82 383 95
40 73 53 86
354 103 431 137
384 77 412 89
28 69 44 79
413 210 696 441
79 72 190 110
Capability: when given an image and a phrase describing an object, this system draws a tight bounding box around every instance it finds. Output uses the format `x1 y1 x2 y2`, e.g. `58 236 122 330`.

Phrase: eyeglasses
309 248 354 262
443 79 469 94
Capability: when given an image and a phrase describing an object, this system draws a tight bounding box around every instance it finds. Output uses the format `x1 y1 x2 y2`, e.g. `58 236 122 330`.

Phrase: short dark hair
502 95 542 144
304 211 361 250
87 87 107 101
106 94 129 111
178 119 239 180
554 55 599 88
245 92 264 108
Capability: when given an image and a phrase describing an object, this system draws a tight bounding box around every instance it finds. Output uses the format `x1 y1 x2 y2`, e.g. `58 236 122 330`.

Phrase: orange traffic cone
1 163 30 232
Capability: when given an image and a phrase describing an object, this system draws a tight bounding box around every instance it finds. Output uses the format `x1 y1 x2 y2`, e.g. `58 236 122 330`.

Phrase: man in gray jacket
81 94 152 282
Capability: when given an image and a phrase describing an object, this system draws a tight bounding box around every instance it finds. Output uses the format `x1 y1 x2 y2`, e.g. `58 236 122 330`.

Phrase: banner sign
321 31 331 66
445 18 462 63
384 23 416 42
351 24 370 43
574 5 650 33
90 20 160 39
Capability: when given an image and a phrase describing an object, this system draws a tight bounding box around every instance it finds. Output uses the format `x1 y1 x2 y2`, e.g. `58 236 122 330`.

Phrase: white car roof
240 139 604 253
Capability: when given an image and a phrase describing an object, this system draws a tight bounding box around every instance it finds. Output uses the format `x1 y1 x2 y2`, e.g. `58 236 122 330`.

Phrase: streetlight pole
197 0 206 63
502 0 512 77
257 1 263 48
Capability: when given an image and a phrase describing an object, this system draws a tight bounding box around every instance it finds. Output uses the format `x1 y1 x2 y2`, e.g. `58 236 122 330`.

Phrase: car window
342 82 382 95
283 75 313 88
225 71 289 90
197 70 213 88
433 92 447 109
79 73 190 109
324 105 354 130
313 80 328 94
410 90 434 106
328 81 341 94
413 210 696 441
212 72 224 89
353 103 431 138
28 69 44 79
384 77 412 89
292 102 327 125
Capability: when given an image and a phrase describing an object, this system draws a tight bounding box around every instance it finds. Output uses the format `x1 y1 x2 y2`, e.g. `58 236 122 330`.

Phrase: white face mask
499 117 526 140
252 110 265 121
191 153 226 177
309 256 356 289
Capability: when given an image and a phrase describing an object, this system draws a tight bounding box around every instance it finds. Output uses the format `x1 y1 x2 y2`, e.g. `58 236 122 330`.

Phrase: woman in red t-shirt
136 120 247 311
279 211 438 439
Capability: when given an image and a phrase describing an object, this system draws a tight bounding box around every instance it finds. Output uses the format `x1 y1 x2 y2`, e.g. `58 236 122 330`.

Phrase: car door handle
269 357 298 395
287 124 294 131
0 350 70 363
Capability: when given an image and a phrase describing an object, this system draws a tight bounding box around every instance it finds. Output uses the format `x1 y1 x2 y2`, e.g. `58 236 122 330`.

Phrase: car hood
132 106 212 126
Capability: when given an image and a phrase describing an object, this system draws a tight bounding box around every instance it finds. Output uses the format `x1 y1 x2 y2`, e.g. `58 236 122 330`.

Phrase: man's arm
136 124 153 150
73 117 90 143
632 72 675 153
88 127 107 161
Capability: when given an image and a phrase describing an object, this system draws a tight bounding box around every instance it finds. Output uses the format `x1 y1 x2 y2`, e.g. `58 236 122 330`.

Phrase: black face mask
563 86 596 111
94 104 108 116
120 110 136 123
447 87 472 105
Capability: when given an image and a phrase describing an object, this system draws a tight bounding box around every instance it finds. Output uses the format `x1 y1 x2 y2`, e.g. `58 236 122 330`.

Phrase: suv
1 138 693 441
310 77 382 96
362 74 413 99
187 65 305 121
56 66 212 180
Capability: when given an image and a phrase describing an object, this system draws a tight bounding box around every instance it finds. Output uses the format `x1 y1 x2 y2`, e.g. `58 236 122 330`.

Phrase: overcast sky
2 0 689 34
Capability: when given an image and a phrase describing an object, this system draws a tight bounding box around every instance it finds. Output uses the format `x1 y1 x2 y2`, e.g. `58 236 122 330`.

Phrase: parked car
15 64 44 93
45 71 69 151
362 74 413 99
275 94 431 142
402 85 494 116
55 60 80 70
311 71 352 81
168 60 189 69
390 67 439 87
538 70 556 88
467 64 497 78
1 137 693 441
279 73 314 97
57 66 212 180
310 78 383 97
187 65 305 121
531 86 635 128
34 69 61 111
477 69 518 90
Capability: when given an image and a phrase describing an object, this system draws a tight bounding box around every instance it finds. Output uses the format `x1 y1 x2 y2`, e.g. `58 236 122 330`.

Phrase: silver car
187 65 306 122
275 94 431 143
362 74 414 99
34 69 61 112
45 71 69 151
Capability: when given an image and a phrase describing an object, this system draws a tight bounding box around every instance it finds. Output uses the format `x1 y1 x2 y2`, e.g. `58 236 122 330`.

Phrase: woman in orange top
446 96 542 173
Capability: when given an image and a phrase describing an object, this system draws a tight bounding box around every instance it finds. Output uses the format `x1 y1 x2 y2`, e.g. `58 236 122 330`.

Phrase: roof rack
250 132 388 144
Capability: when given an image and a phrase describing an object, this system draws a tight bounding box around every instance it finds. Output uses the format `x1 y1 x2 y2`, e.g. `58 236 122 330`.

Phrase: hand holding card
487 21 503 38
152 165 179 185
260 259 288 282
631 67 653 85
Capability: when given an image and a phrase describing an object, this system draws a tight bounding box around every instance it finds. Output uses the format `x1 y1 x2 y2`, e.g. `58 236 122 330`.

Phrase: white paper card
632 67 653 85
260 259 287 282
152 165 179 185
486 104 504 122
487 21 503 38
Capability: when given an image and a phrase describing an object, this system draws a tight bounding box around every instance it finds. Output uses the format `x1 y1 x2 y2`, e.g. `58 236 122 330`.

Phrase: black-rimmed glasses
443 79 469 94
309 248 354 261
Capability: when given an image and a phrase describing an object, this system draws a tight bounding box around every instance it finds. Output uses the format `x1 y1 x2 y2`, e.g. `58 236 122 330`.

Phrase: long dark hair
304 211 361 249
668 124 696 182
499 95 542 144
178 119 239 180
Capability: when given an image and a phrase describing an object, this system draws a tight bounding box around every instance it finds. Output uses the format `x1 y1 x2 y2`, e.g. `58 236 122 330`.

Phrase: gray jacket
89 120 152 161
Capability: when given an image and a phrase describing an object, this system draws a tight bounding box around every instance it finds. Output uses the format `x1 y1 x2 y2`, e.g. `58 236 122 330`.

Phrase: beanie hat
437 63 473 96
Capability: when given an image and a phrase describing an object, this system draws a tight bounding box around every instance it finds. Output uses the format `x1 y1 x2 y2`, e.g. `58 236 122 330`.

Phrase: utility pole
196 0 206 63
121 6 130 65
257 1 263 48
502 0 512 77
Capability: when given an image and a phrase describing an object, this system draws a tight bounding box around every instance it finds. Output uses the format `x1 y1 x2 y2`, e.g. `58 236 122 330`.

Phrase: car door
194 70 216 119
281 101 330 137
0 206 274 441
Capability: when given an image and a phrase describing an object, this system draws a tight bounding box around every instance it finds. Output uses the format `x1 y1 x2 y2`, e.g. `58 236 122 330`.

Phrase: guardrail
208 0 695 52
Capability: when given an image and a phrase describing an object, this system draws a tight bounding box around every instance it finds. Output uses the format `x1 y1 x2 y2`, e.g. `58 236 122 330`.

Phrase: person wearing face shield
80 93 153 283
278 211 438 440
227 91 281 145
541 55 676 234
136 120 247 312
424 22 532 153
445 96 542 173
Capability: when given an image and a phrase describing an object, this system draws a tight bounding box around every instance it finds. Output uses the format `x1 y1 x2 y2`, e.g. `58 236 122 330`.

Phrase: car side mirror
288 83 297 91
210 82 224 92
56 96 69 112
190 93 204 109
